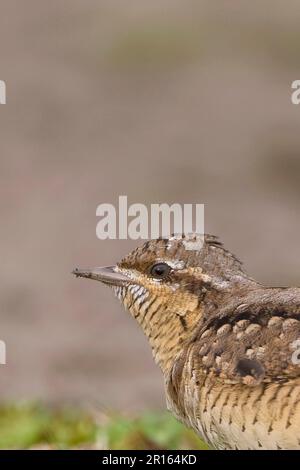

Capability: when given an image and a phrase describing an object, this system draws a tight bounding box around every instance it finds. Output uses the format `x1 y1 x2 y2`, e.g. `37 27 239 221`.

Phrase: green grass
0 403 209 450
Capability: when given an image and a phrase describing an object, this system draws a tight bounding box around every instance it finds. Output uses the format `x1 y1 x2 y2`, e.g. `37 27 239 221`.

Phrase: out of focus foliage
0 403 209 450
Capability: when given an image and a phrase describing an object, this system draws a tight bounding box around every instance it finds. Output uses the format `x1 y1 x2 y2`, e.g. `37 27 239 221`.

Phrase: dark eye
149 262 171 279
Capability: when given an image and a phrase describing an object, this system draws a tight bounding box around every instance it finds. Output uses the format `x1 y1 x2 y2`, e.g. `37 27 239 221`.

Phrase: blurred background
0 0 300 419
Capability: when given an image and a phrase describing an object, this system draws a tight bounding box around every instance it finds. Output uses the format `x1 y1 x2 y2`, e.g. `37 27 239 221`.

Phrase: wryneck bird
73 234 300 450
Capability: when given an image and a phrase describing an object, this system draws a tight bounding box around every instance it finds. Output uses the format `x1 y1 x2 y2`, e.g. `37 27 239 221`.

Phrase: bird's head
73 234 251 372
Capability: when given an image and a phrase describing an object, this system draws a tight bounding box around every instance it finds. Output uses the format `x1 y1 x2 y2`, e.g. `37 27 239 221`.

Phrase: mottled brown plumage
74 234 300 449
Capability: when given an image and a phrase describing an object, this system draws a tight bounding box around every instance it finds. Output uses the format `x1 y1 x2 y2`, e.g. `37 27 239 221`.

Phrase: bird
73 234 300 450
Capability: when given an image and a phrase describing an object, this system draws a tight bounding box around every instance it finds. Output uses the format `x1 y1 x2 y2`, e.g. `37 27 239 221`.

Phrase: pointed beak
72 265 129 287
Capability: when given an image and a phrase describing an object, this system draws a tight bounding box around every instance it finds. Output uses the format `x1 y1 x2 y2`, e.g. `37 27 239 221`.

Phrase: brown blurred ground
0 1 300 411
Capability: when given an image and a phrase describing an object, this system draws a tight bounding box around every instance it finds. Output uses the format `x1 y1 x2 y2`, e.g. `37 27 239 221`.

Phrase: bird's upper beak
72 265 130 287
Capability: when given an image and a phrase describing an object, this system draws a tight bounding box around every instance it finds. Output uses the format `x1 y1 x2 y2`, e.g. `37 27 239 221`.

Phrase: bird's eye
149 262 171 279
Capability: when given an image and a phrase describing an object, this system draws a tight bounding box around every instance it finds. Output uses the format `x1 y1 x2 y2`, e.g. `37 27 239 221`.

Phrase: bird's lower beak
72 265 129 287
